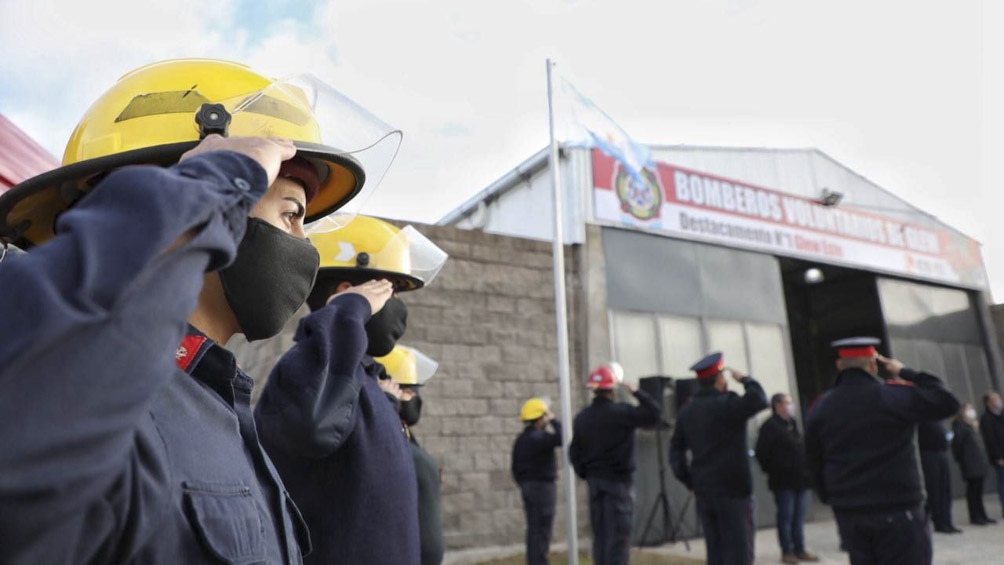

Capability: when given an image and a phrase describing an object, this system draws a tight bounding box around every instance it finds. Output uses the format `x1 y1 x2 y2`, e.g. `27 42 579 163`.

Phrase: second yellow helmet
376 345 439 386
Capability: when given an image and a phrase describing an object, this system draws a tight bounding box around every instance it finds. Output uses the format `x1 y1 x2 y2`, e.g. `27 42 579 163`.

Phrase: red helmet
587 362 624 390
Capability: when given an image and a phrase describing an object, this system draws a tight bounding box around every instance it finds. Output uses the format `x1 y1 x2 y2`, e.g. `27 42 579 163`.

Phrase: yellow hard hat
307 216 447 304
0 58 401 247
520 398 550 422
376 345 439 386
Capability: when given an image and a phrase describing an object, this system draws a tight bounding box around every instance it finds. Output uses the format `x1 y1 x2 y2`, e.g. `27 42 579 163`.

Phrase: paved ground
647 497 1004 565
445 497 1004 565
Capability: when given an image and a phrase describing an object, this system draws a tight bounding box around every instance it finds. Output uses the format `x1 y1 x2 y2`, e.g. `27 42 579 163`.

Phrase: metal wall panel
602 228 703 316
603 228 786 325
878 278 982 344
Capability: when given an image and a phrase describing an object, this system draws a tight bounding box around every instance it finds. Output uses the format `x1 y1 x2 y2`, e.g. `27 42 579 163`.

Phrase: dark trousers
696 494 755 565
920 450 954 529
586 478 634 565
833 505 932 565
773 489 808 555
965 476 990 522
519 481 557 565
995 465 1004 516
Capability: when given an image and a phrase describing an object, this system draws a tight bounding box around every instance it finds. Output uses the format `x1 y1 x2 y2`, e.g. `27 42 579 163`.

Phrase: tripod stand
638 423 690 550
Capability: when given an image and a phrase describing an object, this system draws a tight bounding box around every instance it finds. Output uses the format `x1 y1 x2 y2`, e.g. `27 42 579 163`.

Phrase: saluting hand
876 355 904 377
728 367 747 382
333 279 394 315
180 135 297 188
378 378 403 400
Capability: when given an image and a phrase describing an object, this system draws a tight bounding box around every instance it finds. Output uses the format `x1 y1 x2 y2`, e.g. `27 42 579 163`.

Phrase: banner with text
591 149 987 290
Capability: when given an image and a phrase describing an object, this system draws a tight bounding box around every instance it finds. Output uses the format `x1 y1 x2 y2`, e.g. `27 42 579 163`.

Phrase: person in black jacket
570 362 662 565
979 391 1004 518
805 337 960 565
512 397 563 565
670 352 768 565
755 393 819 563
951 402 996 525
918 420 960 533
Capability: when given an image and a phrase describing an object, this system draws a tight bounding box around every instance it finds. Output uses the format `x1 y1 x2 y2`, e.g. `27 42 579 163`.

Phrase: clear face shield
405 345 440 386
218 73 402 230
608 361 625 383
364 224 448 286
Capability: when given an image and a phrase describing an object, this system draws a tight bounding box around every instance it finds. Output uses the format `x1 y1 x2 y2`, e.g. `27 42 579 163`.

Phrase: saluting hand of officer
180 135 297 188
333 279 394 315
726 367 747 382
876 354 904 377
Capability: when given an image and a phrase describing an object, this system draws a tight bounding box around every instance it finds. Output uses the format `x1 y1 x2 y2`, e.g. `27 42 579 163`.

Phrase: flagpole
546 58 579 565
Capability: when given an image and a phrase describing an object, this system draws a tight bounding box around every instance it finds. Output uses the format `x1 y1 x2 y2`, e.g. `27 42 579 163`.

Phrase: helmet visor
222 73 402 228
362 224 447 286
609 362 625 383
406 346 440 385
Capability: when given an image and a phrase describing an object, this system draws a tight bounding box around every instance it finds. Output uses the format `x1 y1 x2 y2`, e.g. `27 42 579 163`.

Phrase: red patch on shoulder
175 335 207 371
887 379 916 387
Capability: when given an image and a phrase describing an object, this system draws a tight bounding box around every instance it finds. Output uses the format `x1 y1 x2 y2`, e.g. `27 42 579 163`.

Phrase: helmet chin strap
0 241 25 264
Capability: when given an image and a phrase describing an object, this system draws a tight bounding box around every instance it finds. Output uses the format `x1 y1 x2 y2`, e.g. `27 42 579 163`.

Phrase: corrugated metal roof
438 143 977 244
0 114 59 193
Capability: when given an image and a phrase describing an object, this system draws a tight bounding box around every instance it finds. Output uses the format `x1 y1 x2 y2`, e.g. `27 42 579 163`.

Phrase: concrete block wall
233 221 594 551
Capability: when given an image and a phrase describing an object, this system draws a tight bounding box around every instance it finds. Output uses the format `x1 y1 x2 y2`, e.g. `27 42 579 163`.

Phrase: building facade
439 145 1002 544
236 144 1001 555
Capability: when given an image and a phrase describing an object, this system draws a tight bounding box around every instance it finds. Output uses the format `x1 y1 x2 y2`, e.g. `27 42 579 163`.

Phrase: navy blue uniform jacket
410 433 445 565
0 153 308 563
804 368 960 510
569 390 662 482
669 377 768 497
511 420 563 483
254 296 420 565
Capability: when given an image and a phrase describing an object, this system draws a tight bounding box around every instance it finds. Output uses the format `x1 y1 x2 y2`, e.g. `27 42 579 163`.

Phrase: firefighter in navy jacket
805 337 960 565
0 59 394 563
379 345 446 565
569 362 662 565
255 216 447 565
512 397 563 565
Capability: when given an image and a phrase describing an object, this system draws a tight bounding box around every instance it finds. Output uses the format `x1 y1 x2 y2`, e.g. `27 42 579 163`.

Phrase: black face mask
365 297 408 356
400 394 423 427
219 218 319 342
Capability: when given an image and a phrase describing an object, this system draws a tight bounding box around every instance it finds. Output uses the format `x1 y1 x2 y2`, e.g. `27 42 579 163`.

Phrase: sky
1 0 1002 297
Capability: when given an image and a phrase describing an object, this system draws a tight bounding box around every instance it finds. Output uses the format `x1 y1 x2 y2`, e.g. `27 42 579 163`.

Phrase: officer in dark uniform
805 337 961 565
669 352 768 565
511 397 563 565
569 362 662 565
918 419 960 533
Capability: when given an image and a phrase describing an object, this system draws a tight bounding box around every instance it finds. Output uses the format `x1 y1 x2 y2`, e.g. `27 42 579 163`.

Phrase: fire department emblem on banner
614 164 662 220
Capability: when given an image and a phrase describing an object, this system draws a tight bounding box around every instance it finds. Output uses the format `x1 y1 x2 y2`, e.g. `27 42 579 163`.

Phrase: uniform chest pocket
183 481 267 565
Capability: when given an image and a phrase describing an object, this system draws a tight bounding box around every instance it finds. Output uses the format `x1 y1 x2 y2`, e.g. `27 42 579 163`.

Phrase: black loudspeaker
638 376 673 430
673 378 698 411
